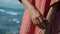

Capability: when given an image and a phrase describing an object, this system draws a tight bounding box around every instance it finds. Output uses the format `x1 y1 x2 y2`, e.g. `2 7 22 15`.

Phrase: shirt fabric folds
20 0 60 34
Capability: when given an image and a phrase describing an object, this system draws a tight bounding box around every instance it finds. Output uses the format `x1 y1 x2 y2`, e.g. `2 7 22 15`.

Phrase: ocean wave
0 9 5 12
0 9 23 16
12 18 20 23
6 11 18 15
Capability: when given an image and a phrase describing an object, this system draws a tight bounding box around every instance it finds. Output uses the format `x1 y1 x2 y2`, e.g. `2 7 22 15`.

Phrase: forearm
46 7 54 22
21 0 39 16
21 0 34 9
46 2 58 22
21 0 44 23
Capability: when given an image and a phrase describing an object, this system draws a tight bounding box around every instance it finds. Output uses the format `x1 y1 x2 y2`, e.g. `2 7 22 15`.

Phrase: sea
0 7 24 34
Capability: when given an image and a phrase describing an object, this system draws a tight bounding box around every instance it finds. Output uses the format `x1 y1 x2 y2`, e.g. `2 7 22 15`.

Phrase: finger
32 16 42 28
32 15 46 29
38 16 46 27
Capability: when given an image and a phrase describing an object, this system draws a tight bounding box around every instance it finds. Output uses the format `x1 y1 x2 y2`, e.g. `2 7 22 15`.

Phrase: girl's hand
19 0 46 29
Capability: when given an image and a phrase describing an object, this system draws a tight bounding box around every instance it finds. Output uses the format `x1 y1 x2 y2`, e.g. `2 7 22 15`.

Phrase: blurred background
0 0 25 34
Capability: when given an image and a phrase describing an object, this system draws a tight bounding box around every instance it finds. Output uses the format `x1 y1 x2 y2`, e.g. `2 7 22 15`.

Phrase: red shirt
20 0 60 34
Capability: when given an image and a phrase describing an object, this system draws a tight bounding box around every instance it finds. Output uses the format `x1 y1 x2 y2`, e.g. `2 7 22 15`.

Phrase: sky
0 0 25 9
